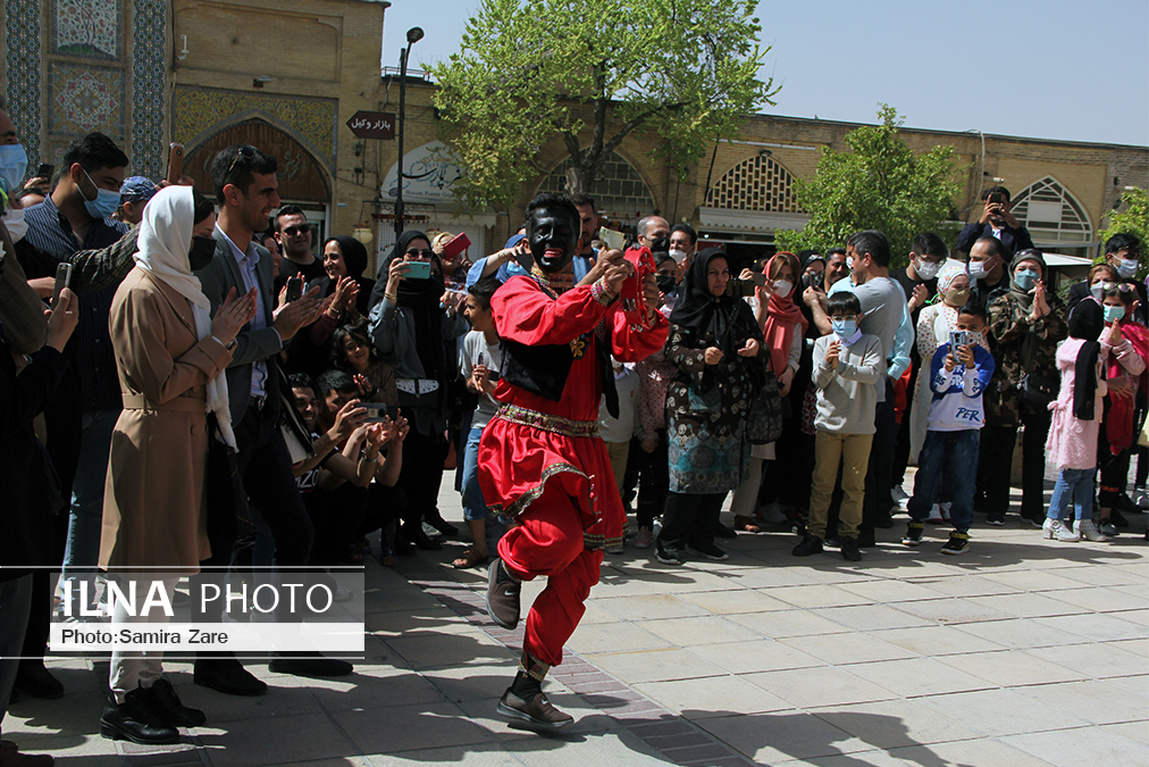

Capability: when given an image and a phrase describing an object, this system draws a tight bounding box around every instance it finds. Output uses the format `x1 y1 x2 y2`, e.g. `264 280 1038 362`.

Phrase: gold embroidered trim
487 461 588 520
520 652 551 681
495 404 600 439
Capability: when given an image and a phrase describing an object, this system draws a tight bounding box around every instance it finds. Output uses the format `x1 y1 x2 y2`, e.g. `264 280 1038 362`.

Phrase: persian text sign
346 111 395 140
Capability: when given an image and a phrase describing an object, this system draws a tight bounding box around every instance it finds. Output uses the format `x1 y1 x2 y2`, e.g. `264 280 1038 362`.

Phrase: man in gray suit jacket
193 145 351 692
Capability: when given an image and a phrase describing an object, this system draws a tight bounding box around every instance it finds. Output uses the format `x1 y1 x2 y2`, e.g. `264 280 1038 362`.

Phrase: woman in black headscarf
655 247 764 564
368 230 469 550
317 235 375 318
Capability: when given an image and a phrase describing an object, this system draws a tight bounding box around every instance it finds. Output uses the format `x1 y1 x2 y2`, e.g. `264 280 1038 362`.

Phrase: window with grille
706 155 800 213
1010 177 1093 252
538 151 656 221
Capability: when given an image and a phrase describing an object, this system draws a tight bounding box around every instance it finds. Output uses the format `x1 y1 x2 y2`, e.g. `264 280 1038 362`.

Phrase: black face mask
188 235 216 271
656 274 677 294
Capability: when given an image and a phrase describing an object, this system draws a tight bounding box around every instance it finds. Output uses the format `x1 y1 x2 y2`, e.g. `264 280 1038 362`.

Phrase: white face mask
1 207 27 242
669 248 687 264
1117 258 1138 279
968 260 989 280
773 279 793 298
915 259 941 280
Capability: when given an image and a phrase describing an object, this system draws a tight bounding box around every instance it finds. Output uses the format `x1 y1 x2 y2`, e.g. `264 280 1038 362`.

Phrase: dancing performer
479 194 668 729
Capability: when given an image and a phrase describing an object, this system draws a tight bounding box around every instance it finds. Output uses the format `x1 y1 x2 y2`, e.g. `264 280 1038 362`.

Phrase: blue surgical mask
831 318 857 340
0 143 28 194
1013 269 1039 292
1117 258 1138 279
81 168 121 220
1104 305 1126 324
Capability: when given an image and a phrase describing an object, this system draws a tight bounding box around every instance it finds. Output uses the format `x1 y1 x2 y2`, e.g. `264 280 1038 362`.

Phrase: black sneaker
712 522 738 539
485 559 522 629
823 534 842 549
792 534 823 557
902 521 925 547
655 539 684 565
941 531 969 555
687 541 729 561
840 536 862 562
985 514 1005 527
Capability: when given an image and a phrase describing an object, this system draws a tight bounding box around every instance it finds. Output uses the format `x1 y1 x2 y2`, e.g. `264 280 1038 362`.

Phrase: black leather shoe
840 537 862 562
147 678 205 727
268 652 353 678
193 657 267 696
713 522 738 539
856 527 876 548
497 689 573 730
15 662 64 700
100 686 179 744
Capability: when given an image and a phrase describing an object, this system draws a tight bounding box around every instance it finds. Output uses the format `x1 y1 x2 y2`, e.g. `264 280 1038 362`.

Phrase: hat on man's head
120 176 158 203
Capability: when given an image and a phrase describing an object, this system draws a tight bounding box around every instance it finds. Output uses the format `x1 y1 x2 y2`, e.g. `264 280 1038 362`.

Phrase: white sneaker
940 501 952 522
925 504 944 524
891 486 911 511
1075 519 1108 541
1133 488 1149 510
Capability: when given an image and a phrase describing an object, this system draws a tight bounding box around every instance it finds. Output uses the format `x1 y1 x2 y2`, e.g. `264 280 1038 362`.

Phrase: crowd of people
0 102 1146 760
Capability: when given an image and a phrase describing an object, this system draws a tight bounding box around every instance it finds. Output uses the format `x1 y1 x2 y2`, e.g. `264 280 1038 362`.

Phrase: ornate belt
495 404 600 439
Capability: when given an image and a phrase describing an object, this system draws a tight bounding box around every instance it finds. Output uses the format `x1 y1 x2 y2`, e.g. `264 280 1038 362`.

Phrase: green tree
1098 187 1149 269
776 105 963 267
432 0 775 211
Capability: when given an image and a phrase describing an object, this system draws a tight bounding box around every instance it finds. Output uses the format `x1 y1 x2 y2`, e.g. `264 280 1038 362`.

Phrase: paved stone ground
4 473 1148 766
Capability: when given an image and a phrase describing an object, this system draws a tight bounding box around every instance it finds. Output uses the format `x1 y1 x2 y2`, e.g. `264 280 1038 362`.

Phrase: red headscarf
760 252 808 376
1107 315 1149 453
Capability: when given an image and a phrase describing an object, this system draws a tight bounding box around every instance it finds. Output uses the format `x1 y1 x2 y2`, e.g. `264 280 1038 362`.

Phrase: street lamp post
395 26 424 239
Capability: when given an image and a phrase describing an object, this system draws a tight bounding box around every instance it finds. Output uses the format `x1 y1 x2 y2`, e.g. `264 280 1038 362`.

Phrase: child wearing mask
793 292 883 562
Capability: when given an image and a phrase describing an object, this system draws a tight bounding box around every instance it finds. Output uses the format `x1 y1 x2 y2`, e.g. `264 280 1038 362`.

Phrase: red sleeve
611 306 669 363
493 275 611 345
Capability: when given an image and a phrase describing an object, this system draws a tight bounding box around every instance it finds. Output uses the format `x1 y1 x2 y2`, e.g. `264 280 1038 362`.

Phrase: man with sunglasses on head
1066 233 1146 324
274 203 325 292
193 145 349 694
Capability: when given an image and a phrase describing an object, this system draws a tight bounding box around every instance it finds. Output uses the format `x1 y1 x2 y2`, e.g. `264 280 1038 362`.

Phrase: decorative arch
537 150 656 223
1010 176 1092 249
707 154 800 213
183 119 332 203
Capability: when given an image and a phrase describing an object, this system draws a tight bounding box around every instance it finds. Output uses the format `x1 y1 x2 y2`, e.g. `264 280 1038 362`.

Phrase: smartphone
441 232 471 260
52 262 73 308
285 276 303 302
949 330 973 351
598 226 626 252
359 403 397 423
736 278 758 297
37 163 54 179
166 143 184 185
404 260 431 280
512 241 533 271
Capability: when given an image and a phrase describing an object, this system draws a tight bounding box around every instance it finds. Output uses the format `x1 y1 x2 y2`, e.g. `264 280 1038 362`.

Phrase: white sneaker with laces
891 485 911 511
1074 519 1108 541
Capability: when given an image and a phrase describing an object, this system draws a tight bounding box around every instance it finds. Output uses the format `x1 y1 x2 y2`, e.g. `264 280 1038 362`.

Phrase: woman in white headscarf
98 185 255 744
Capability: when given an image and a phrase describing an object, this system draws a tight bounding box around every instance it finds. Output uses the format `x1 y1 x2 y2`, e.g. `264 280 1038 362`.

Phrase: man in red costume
479 194 668 729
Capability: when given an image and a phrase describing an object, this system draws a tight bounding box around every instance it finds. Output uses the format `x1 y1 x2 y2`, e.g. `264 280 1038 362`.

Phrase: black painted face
528 207 578 273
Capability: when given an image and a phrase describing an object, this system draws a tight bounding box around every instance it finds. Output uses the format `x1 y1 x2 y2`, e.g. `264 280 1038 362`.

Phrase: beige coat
99 267 233 570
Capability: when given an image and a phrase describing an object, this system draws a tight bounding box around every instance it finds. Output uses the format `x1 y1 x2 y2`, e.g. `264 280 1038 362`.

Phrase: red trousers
498 481 603 680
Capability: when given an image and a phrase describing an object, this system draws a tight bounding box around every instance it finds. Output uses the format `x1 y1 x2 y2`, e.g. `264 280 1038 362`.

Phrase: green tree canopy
1099 187 1148 272
432 0 775 211
776 106 963 267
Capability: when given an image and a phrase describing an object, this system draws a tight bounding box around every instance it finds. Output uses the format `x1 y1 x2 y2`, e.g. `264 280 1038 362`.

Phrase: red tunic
478 275 668 549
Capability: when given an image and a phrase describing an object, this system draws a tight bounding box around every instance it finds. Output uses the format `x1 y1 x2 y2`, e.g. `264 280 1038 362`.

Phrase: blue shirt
217 225 279 399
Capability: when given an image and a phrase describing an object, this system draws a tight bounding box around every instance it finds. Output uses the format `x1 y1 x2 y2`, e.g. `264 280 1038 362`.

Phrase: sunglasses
405 248 434 259
224 145 256 178
283 224 310 236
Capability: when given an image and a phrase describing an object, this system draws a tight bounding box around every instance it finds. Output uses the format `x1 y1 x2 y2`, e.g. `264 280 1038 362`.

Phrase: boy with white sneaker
902 302 995 554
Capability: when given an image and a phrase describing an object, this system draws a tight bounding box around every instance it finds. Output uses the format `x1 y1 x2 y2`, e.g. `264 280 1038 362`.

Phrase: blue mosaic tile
130 0 168 178
4 0 44 168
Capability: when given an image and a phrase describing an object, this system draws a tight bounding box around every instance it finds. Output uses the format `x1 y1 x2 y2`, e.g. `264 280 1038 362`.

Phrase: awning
1040 252 1094 268
698 207 811 234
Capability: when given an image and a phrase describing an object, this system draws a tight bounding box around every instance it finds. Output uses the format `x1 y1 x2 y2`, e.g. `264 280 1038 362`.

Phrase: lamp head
406 27 424 44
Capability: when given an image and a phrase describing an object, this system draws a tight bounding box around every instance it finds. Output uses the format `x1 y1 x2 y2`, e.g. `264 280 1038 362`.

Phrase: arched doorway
184 119 333 239
1010 176 1094 258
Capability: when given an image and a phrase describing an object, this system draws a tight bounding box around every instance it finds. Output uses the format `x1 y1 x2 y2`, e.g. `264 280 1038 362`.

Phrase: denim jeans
1047 467 1095 522
908 429 980 532
461 424 488 521
63 409 119 589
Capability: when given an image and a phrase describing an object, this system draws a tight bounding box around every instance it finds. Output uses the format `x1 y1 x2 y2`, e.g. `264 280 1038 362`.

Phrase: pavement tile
694 710 870 762
888 738 1057 767
565 621 672 654
903 574 1023 597
875 624 1007 656
981 569 1101 592
637 616 762 647
937 648 1093 689
1032 612 1146 642
633 675 792 718
843 656 995 697
333 700 493 754
583 648 725 685
1025 642 1149 680
1103 720 1149 745
773 749 908 766
954 617 1094 649
503 725 692 765
915 688 1090 736
777 632 915 665
1111 638 1149 656
965 591 1093 618
418 662 525 704
359 743 522 766
811 603 936 631
196 712 359 767
743 666 898 708
677 588 794 615
833 579 948 603
382 627 515 670
1012 679 1149 725
686 638 824 674
726 609 851 638
1056 565 1146 587
1002 725 1148 767
594 594 711 621
882 596 1015 624
807 698 982 749
1046 586 1149 613
1096 674 1149 698
766 585 873 609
